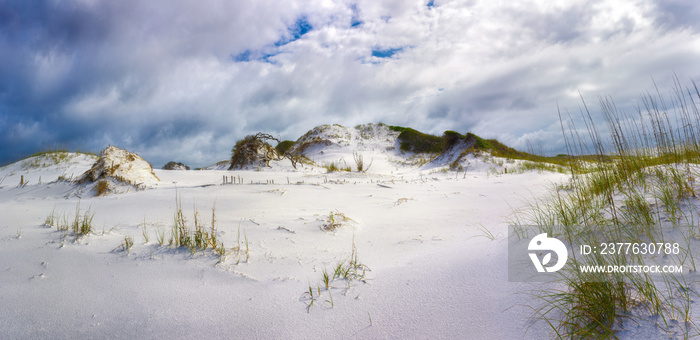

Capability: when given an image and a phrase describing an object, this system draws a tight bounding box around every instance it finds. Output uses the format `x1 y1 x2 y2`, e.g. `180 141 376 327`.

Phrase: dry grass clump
353 151 373 172
121 236 134 254
95 179 110 196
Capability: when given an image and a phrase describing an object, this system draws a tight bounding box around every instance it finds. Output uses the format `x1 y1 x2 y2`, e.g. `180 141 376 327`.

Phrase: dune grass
513 77 700 338
121 235 134 254
168 193 246 262
321 211 354 232
322 160 351 173
304 235 368 312
44 202 95 243
2 144 98 169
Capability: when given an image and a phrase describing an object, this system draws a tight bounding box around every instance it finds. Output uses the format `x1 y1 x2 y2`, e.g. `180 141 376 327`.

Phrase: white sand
0 128 693 338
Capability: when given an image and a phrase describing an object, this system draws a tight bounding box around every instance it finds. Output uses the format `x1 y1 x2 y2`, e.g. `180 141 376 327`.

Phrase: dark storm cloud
0 0 306 166
653 0 700 31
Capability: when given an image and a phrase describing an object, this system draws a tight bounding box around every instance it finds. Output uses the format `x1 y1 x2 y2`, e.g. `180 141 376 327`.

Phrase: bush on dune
397 128 446 154
229 133 281 170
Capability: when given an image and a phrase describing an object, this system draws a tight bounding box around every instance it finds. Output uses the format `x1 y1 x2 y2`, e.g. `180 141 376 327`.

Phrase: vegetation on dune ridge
396 127 446 154
163 161 190 170
275 140 295 155
5 122 573 173
387 124 578 170
229 133 281 170
229 132 315 170
8 151 98 170
274 122 571 172
2 144 98 168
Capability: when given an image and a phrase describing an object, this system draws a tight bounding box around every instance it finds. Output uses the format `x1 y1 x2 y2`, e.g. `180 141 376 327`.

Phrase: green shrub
386 124 408 133
230 133 280 169
276 140 295 155
443 130 465 148
162 161 190 170
397 128 445 153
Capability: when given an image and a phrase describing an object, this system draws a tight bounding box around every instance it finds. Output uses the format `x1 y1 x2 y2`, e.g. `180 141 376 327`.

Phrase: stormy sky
1 0 699 167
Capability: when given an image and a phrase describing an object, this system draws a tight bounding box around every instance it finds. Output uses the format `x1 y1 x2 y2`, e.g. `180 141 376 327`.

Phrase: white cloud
1 0 699 166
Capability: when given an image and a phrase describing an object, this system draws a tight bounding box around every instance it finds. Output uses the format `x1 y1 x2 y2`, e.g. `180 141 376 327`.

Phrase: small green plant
304 235 369 311
324 161 351 173
227 224 250 263
214 241 227 258
155 228 165 245
44 207 57 227
475 225 496 240
306 282 316 311
141 217 149 243
321 211 354 232
122 235 134 254
244 231 249 262
322 268 331 290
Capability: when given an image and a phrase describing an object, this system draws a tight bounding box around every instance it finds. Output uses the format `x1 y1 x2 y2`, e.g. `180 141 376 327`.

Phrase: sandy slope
0 127 693 339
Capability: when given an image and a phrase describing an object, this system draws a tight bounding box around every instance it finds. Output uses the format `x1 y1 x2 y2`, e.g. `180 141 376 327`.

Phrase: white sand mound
77 146 160 195
0 152 97 187
280 123 402 173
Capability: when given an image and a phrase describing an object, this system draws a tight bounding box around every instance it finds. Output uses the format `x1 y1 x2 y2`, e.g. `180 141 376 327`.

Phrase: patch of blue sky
371 47 403 58
350 4 363 27
231 49 279 63
232 15 311 63
232 50 253 62
274 15 313 47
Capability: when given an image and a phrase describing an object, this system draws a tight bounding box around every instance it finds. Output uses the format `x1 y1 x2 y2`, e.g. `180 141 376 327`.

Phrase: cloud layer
1 0 699 167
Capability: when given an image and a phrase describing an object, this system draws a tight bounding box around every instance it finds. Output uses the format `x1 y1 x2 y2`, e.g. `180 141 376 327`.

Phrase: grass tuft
304 234 369 312
121 236 134 254
323 161 351 173
45 202 94 242
321 211 354 232
515 77 700 337
166 193 246 263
